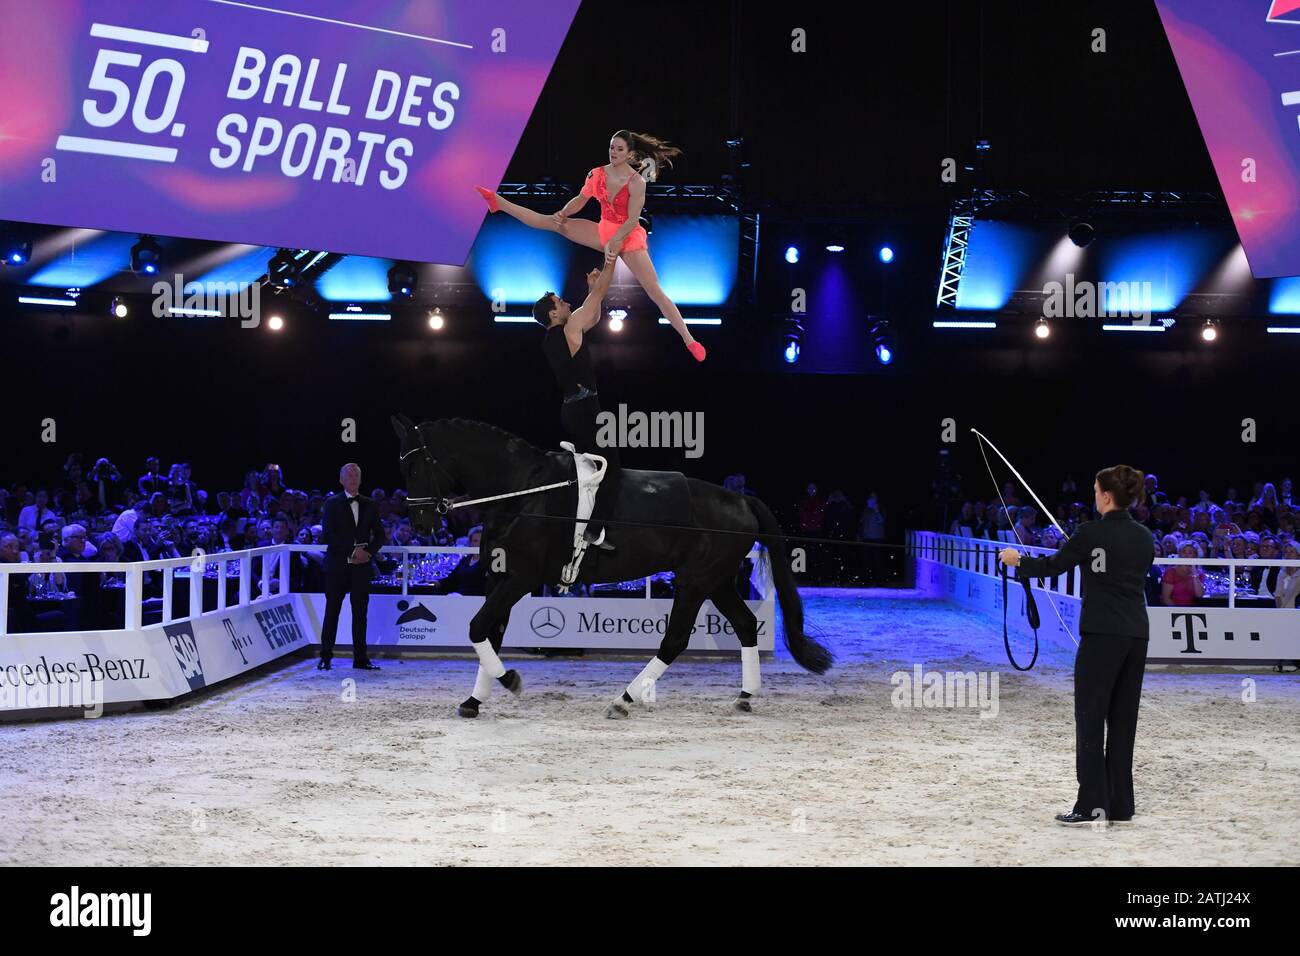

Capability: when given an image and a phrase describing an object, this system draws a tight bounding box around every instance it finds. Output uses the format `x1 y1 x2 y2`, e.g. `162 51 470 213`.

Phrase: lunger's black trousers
1072 631 1147 820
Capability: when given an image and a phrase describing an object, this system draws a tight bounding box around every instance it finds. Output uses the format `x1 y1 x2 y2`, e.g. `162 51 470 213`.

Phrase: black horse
390 415 832 718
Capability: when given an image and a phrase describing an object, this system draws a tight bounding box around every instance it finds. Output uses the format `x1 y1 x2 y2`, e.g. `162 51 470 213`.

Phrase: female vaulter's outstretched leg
476 187 604 251
617 248 704 360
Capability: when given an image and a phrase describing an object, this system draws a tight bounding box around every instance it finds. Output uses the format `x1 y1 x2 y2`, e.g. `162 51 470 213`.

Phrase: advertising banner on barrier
915 557 1300 663
0 628 185 714
294 593 777 653
0 0 581 263
0 595 308 714
161 595 309 691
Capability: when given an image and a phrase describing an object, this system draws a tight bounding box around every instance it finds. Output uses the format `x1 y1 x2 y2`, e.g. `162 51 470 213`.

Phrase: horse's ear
398 413 418 432
390 415 409 441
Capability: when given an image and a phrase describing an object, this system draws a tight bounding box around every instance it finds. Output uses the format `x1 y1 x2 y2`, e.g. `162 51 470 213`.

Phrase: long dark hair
612 129 681 182
1095 464 1146 509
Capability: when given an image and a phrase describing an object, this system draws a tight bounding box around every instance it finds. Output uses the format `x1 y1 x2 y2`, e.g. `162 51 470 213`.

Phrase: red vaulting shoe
687 341 707 362
475 185 500 213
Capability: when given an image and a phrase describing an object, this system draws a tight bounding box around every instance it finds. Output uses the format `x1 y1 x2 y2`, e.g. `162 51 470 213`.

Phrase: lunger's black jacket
1018 510 1156 639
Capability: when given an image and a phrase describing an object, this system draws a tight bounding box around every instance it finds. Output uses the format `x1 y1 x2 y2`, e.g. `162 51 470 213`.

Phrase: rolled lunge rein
1001 562 1041 671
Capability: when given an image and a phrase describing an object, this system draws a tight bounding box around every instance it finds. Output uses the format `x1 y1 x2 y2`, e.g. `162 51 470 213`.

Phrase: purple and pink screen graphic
1156 0 1300 278
0 0 580 264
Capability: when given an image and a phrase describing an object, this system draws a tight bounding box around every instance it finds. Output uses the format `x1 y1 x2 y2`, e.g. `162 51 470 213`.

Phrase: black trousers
1073 631 1147 820
560 395 621 539
319 562 374 663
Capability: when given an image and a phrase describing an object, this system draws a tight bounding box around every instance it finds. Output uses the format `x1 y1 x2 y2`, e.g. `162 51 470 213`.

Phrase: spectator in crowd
436 525 487 596
1275 542 1300 609
858 492 887 582
1161 542 1205 607
27 534 66 598
86 457 122 510
1013 506 1041 547
137 457 165 497
18 489 54 531
949 501 976 536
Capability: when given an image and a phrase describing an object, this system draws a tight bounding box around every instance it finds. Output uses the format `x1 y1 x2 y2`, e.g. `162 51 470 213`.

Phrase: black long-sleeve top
1017 509 1155 639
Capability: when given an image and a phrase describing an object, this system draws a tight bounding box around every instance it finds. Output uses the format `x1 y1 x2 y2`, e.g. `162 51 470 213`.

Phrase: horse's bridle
399 422 581 521
400 426 458 516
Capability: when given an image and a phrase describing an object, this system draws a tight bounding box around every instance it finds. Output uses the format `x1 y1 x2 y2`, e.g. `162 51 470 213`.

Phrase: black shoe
457 697 481 718
316 659 331 671
352 661 380 670
1055 811 1107 827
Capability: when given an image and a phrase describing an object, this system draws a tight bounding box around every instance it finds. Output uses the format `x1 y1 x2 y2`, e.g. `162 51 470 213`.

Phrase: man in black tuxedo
318 463 386 670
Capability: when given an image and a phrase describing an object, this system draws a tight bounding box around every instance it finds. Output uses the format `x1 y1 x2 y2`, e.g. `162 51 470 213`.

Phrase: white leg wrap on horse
472 665 494 701
473 641 507 679
741 646 761 695
626 656 669 703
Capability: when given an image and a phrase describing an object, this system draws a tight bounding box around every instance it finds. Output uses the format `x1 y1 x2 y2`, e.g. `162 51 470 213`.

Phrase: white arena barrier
288 544 776 653
0 544 774 717
908 531 1300 665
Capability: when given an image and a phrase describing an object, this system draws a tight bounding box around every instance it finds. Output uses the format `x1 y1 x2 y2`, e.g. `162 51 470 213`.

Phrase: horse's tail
745 495 833 675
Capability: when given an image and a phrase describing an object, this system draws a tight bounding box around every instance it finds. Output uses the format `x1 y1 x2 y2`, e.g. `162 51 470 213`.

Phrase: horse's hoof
499 669 523 697
606 700 630 719
733 696 753 713
457 704 479 718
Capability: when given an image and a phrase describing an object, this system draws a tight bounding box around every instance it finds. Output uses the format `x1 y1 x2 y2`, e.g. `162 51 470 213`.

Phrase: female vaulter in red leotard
476 130 706 362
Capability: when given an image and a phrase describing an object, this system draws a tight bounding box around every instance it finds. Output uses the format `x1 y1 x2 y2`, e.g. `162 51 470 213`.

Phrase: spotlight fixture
783 317 804 364
785 246 800 264
111 296 128 318
427 307 444 331
1034 317 1051 339
869 317 894 365
267 315 284 331
2 233 32 265
878 245 895 264
608 308 627 333
267 249 302 291
130 236 162 275
1201 319 1218 342
387 261 417 299
824 244 845 253
1068 220 1095 248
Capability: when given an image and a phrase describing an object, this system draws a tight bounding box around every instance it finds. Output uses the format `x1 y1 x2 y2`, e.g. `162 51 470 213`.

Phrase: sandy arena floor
2 588 1298 866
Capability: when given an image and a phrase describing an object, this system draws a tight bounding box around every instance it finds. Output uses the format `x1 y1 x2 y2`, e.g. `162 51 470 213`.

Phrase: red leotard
581 165 649 252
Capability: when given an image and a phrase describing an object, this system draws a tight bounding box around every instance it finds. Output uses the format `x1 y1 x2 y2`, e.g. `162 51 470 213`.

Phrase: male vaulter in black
534 258 620 551
1000 465 1155 826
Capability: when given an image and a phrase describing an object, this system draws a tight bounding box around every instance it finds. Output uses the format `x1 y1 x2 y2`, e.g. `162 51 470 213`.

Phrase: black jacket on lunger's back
1017 510 1156 639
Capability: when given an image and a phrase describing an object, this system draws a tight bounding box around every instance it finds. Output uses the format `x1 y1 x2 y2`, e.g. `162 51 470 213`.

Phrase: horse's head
391 414 458 535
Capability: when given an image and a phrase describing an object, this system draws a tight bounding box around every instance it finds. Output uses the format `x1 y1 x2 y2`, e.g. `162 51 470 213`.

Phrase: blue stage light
785 246 800 264
825 244 845 253
879 246 894 263
876 344 892 364
784 340 799 363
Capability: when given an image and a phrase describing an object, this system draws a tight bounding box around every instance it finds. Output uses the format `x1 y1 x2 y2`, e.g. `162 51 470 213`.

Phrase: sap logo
529 606 565 639
163 622 205 692
50 886 151 936
222 618 255 666
1168 612 1261 654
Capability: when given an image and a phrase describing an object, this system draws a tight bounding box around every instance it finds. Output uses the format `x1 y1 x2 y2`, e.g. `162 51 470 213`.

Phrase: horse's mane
427 418 550 461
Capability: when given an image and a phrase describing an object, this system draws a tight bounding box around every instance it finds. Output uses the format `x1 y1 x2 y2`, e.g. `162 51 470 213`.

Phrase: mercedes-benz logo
529 606 565 638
